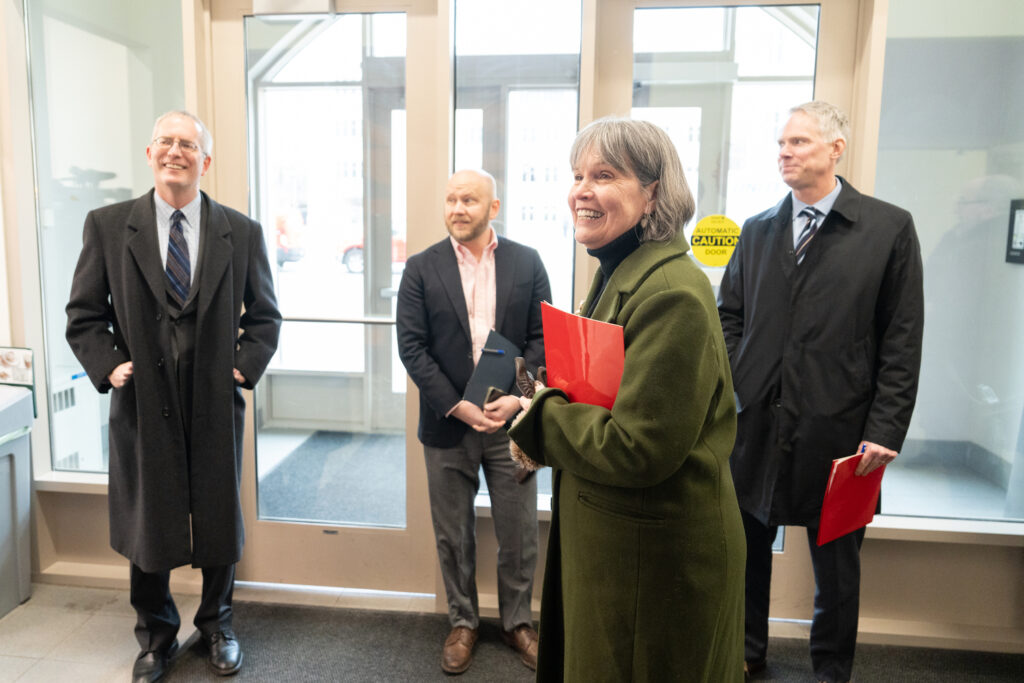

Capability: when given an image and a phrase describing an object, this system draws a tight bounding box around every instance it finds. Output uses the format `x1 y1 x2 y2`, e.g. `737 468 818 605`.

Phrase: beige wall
1 0 1021 654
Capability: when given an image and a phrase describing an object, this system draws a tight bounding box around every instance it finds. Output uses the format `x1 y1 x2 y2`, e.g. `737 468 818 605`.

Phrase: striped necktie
166 210 191 306
795 207 823 265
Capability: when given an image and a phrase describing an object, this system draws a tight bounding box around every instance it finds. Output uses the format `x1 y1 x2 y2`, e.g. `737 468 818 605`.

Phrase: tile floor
0 583 198 682
0 581 433 682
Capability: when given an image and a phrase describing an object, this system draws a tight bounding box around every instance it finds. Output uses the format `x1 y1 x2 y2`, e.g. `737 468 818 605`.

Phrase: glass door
232 9 434 592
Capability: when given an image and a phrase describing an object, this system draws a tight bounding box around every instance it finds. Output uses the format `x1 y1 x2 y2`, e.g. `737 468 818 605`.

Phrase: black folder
463 330 521 408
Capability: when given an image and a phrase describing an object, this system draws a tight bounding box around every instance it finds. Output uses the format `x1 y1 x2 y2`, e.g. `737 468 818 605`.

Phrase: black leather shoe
203 630 243 676
132 640 178 683
744 659 767 678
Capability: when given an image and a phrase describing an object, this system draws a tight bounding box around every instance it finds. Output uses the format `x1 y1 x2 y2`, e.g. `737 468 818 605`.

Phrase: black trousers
130 563 235 653
742 509 865 683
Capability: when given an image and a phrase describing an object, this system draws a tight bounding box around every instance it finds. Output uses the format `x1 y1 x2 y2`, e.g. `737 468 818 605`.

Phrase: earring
640 213 650 229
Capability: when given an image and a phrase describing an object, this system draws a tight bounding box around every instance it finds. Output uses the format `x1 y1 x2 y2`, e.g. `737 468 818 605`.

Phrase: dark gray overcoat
717 179 924 526
66 190 281 572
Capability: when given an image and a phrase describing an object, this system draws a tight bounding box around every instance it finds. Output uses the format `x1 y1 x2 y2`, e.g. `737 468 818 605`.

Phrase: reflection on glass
246 13 407 527
632 5 818 264
27 1 186 473
454 0 581 313
876 0 1024 522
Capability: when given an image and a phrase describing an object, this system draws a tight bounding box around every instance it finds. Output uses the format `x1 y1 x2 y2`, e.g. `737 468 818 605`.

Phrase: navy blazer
396 234 551 448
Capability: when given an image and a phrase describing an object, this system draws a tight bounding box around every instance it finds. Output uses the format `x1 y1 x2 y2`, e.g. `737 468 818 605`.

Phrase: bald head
444 169 500 253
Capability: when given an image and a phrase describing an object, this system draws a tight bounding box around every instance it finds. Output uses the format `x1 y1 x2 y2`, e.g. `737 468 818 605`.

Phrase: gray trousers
424 430 538 632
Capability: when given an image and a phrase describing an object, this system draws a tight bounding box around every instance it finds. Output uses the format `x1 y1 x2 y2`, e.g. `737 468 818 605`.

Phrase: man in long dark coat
718 101 923 683
66 111 281 682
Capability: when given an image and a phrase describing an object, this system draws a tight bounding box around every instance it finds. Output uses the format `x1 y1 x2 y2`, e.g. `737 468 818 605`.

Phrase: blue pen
861 444 866 454
481 348 505 355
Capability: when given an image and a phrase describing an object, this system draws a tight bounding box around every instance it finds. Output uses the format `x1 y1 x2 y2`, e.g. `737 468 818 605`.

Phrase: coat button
156 358 164 368
771 399 782 409
156 312 162 321
161 407 170 417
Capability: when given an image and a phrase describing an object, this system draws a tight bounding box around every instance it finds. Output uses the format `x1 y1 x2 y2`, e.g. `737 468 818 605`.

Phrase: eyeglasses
152 136 201 153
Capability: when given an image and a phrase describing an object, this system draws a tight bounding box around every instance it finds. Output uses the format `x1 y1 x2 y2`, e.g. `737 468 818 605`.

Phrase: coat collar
432 233 517 343
196 192 233 319
125 189 166 305
125 189 232 315
583 234 689 322
763 176 864 275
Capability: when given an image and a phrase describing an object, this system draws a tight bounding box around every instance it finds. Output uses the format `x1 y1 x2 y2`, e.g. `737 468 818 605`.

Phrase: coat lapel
435 241 472 342
197 193 233 319
125 190 167 305
771 195 797 278
493 237 515 331
585 237 688 323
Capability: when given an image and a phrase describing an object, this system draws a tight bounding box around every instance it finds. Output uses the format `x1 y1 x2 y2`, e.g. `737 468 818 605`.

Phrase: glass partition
453 0 581 314
631 5 819 280
26 0 186 473
246 13 407 527
875 0 1024 522
453 0 582 503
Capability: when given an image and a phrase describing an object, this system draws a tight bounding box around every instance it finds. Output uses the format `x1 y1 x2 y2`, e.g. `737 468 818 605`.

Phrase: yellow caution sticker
690 215 740 267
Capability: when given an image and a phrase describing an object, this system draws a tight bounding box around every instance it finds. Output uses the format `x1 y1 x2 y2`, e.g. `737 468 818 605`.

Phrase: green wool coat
509 235 745 682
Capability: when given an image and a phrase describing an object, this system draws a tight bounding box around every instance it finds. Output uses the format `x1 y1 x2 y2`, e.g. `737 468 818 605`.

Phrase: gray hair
790 101 850 156
152 110 213 157
569 117 695 242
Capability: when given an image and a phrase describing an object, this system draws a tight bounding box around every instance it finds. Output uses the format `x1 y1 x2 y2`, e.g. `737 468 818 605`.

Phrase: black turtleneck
584 224 643 316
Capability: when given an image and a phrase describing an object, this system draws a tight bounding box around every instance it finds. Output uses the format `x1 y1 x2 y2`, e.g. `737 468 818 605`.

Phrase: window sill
476 493 552 522
867 515 1024 546
33 471 108 495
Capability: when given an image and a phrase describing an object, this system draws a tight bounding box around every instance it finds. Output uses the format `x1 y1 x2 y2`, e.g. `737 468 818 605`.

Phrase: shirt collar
791 176 842 218
450 226 498 262
154 191 202 229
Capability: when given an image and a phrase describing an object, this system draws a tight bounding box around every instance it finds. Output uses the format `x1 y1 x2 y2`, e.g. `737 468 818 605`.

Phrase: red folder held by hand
541 302 624 410
816 453 885 546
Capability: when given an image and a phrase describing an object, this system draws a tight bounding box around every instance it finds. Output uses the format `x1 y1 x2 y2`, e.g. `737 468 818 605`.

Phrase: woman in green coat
509 118 745 682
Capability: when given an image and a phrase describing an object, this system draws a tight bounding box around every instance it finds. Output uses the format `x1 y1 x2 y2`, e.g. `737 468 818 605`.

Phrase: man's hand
855 440 897 476
483 395 522 424
233 368 246 385
108 361 133 389
451 400 506 434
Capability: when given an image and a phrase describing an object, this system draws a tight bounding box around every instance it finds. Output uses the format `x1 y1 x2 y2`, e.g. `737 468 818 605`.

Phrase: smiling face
146 115 211 207
568 148 654 250
444 170 500 250
777 111 844 203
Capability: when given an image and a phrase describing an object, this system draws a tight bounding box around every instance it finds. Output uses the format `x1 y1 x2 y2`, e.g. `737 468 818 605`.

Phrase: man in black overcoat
718 101 923 683
66 111 281 682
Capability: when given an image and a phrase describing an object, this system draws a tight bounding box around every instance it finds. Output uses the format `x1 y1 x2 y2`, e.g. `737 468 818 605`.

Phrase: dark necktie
166 210 191 306
795 206 823 265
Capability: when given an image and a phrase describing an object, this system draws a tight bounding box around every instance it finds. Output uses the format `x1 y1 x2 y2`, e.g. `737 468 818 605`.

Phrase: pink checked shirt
450 228 499 366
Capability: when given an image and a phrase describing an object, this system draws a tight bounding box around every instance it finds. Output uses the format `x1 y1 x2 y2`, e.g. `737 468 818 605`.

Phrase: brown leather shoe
501 624 539 671
441 626 478 674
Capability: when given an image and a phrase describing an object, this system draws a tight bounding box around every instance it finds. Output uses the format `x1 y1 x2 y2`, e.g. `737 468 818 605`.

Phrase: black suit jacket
396 235 551 448
717 178 923 525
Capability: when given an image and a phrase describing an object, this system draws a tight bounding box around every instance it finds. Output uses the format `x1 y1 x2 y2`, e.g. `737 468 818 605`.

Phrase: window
27 0 186 474
631 5 819 278
875 0 1024 523
453 0 583 503
453 0 581 314
246 13 408 527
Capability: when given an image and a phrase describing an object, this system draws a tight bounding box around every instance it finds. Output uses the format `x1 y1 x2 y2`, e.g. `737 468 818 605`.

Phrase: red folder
540 302 624 410
816 453 885 546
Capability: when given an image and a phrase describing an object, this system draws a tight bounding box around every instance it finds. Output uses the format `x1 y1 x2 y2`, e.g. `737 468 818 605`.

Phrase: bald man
397 170 551 675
